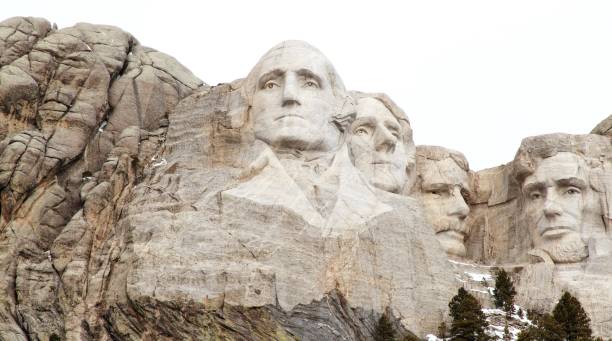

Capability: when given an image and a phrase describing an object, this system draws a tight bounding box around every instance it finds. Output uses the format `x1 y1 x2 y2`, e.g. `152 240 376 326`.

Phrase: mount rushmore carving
0 17 611 340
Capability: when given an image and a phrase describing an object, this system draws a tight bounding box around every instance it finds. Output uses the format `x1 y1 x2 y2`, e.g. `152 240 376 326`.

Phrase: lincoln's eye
566 187 581 195
529 192 542 200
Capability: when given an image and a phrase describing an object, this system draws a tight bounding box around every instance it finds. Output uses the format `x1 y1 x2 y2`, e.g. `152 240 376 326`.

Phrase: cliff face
0 18 456 340
1 17 612 341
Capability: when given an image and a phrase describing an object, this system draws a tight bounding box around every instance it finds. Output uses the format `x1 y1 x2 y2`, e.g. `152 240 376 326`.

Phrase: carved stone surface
1 16 612 340
124 41 456 338
415 146 471 258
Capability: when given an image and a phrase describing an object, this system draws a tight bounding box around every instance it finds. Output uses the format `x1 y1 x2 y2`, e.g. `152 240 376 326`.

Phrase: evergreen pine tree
552 292 592 341
374 312 396 341
449 287 490 341
402 333 420 341
538 313 567 341
516 313 565 341
493 268 516 316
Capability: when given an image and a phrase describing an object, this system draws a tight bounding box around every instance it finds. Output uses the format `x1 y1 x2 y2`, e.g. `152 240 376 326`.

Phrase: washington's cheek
303 98 335 128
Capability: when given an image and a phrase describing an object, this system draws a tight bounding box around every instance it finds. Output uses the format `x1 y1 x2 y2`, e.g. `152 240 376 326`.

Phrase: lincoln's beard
538 233 588 263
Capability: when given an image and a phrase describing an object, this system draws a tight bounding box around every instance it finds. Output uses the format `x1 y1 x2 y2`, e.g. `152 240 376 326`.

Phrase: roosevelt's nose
374 126 396 153
282 74 300 107
448 187 469 219
543 191 563 219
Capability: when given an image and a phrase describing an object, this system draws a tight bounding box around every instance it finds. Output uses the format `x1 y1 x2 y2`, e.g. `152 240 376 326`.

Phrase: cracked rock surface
0 17 204 341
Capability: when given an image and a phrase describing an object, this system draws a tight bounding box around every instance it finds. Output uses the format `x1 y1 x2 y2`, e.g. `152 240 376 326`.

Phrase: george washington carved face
245 41 348 152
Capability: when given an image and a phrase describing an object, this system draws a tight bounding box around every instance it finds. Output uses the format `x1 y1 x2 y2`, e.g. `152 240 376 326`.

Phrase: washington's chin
256 127 333 151
436 230 467 257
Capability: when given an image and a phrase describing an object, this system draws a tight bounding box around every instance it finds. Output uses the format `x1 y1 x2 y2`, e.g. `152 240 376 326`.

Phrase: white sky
7 1 612 170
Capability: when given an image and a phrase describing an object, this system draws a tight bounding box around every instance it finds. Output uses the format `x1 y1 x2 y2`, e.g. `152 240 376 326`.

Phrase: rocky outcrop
0 17 203 340
592 114 612 137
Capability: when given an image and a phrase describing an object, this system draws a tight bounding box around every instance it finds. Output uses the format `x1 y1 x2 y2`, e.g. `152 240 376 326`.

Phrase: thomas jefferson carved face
416 147 470 257
248 43 342 152
349 97 410 193
522 152 589 263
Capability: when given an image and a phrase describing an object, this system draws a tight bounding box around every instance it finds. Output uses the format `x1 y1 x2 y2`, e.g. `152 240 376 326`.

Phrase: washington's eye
566 187 581 195
529 192 542 200
304 80 319 88
428 190 441 196
264 81 279 89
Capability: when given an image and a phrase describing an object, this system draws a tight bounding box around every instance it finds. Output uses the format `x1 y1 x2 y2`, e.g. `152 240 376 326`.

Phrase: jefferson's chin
371 173 402 193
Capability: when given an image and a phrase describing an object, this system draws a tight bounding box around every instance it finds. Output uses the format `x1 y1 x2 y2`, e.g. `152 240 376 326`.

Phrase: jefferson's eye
304 80 319 88
428 190 441 196
355 127 370 136
566 187 581 195
264 81 279 89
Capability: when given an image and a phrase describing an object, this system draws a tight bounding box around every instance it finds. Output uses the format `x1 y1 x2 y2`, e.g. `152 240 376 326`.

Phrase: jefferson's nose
543 191 563 219
282 74 300 106
448 187 469 219
374 126 396 153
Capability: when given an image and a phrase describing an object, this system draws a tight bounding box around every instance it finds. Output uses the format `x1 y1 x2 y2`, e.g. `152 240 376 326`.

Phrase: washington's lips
371 160 392 165
275 114 303 121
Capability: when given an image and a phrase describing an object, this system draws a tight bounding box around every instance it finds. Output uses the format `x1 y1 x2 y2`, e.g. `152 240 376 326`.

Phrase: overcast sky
7 1 612 170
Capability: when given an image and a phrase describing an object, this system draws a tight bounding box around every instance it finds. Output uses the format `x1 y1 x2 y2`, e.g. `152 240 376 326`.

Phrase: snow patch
464 271 493 282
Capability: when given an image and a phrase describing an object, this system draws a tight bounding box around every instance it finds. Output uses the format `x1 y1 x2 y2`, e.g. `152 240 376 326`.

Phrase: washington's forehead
256 47 332 77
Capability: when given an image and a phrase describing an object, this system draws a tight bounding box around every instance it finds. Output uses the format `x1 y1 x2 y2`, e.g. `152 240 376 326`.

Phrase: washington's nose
448 187 469 219
374 126 396 153
282 75 300 107
543 192 563 219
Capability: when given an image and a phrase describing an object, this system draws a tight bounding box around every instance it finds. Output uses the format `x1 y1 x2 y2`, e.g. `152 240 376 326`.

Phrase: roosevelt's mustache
432 218 469 235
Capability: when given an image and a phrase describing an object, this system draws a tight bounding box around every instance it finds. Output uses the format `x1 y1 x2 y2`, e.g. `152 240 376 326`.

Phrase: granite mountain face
0 17 611 340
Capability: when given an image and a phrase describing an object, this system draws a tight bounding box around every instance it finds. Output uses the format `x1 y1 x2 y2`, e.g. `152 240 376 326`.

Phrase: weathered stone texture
1 16 612 341
0 16 203 341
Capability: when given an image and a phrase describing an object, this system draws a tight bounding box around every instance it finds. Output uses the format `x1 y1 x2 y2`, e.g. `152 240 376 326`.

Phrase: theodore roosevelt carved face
348 93 415 193
415 146 471 258
245 41 349 153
